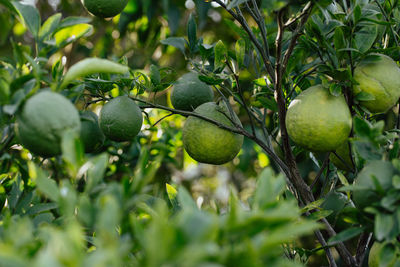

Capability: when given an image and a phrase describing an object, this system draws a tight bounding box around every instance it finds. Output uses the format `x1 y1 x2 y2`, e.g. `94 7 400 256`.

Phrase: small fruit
15 91 81 157
99 96 143 142
182 102 243 165
170 72 214 111
329 142 354 172
353 53 400 113
286 85 352 152
81 0 129 18
353 161 396 209
80 111 105 152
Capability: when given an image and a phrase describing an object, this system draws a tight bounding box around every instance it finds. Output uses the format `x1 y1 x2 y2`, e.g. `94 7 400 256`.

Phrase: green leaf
177 186 198 211
375 213 394 241
355 25 378 53
166 184 179 211
161 37 187 56
61 130 84 177
60 58 129 89
253 168 286 208
85 153 108 193
149 64 161 86
353 116 371 138
214 40 227 72
355 91 375 101
187 13 197 53
328 227 364 244
58 16 92 29
29 162 60 202
235 39 245 68
54 23 93 47
39 13 62 41
12 1 40 39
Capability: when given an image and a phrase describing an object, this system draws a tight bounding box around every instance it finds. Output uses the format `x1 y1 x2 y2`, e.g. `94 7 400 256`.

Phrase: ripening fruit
182 102 243 165
80 111 105 152
353 54 400 113
285 85 352 152
81 0 129 18
15 91 81 157
99 96 143 142
170 72 214 111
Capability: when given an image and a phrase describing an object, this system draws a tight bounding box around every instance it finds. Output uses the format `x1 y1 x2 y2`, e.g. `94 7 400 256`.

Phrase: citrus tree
1 0 400 266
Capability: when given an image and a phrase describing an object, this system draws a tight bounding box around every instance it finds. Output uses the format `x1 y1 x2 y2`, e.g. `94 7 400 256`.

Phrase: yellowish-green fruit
81 0 129 18
353 161 396 210
330 142 354 172
170 72 214 111
353 54 400 113
15 91 81 157
182 102 243 165
80 111 105 152
286 85 352 152
99 96 142 142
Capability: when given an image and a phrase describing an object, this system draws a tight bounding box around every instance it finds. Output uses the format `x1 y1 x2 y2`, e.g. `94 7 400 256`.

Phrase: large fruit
182 102 243 165
80 111 105 152
99 96 143 142
329 142 354 172
285 85 352 152
15 91 81 157
170 72 214 111
353 54 400 113
81 0 129 18
353 161 396 210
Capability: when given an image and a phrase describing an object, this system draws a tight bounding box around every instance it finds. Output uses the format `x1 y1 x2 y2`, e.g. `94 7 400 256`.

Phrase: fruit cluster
15 72 243 165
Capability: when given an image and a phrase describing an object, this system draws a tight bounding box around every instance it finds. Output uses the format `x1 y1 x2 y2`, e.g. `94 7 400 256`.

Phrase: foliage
2 0 400 266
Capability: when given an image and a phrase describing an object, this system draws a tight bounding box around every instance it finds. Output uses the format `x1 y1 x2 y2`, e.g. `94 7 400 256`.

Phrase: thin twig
310 153 330 189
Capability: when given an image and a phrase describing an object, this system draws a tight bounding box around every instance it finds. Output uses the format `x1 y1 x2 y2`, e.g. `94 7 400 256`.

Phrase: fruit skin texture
285 85 352 152
99 96 143 142
353 53 400 113
182 102 243 165
170 72 214 111
15 91 81 157
80 111 105 153
82 0 129 18
329 142 354 172
353 161 396 210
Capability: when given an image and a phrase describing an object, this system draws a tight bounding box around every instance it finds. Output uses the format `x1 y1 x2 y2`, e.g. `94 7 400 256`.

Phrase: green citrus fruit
81 0 129 18
80 111 105 152
330 142 354 172
99 96 143 142
286 85 352 152
353 53 400 113
353 161 396 210
182 102 243 165
15 91 81 157
170 72 214 111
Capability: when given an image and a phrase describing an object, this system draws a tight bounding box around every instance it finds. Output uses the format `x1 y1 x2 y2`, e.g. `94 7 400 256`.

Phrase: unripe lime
80 111 105 152
353 54 400 113
286 85 352 152
15 91 81 157
170 72 214 111
182 102 243 165
81 0 129 18
99 96 143 142
353 161 396 210
329 142 354 172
